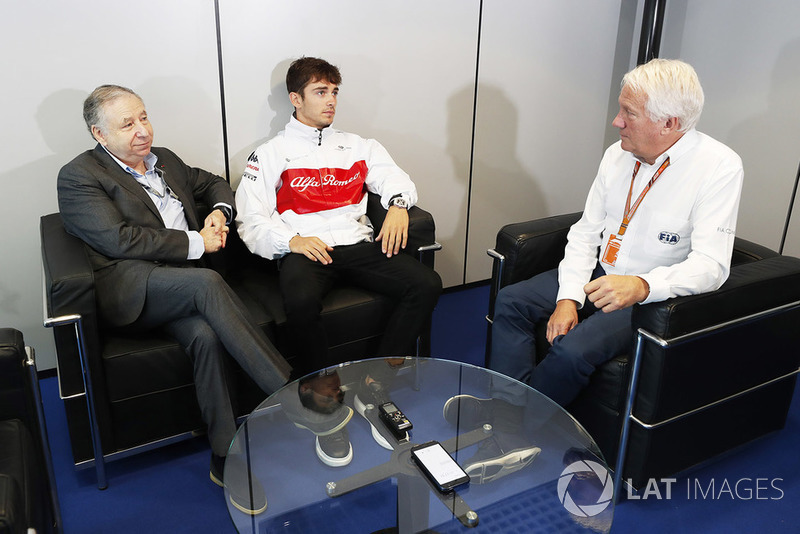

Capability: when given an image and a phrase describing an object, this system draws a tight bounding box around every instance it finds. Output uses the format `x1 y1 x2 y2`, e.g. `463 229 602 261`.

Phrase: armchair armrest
731 237 780 266
40 214 104 398
631 254 800 423
633 255 800 339
490 212 582 288
0 328 28 421
366 192 440 269
0 328 62 533
486 212 582 321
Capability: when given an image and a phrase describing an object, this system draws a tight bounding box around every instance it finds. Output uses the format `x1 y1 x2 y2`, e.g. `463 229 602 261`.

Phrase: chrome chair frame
612 299 800 502
23 344 64 532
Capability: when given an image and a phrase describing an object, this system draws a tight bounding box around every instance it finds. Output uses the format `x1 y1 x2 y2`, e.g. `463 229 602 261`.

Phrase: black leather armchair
0 328 61 534
40 193 439 488
486 213 800 494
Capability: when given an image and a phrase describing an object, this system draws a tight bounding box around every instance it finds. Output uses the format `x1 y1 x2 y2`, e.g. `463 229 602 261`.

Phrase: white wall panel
16 1 787 370
219 0 481 287
466 0 627 282
660 0 800 256
0 0 223 369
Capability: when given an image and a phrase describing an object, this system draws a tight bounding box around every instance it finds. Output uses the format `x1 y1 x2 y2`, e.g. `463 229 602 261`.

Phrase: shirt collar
637 128 699 168
102 145 158 177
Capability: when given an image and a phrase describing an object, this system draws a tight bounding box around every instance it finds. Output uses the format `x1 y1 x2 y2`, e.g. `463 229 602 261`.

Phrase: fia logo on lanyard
601 157 670 267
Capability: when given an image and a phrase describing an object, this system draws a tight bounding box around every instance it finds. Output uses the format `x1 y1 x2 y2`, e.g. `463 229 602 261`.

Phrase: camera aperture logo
558 460 614 517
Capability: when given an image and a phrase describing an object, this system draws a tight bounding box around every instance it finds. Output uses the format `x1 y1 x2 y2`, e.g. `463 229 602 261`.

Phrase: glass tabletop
225 357 614 533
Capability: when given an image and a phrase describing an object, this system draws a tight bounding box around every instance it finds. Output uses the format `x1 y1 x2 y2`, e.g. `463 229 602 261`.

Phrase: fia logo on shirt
658 231 680 245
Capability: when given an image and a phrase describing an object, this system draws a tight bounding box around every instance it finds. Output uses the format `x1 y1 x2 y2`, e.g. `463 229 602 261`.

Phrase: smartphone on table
411 441 470 492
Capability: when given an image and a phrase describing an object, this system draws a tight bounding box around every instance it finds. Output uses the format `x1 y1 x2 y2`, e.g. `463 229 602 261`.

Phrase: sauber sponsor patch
276 160 368 214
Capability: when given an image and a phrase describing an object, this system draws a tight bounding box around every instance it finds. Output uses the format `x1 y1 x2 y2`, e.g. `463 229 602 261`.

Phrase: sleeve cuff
556 284 587 309
187 231 204 260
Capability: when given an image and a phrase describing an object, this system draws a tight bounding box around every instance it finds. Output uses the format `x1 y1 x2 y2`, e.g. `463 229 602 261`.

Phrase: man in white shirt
489 59 743 407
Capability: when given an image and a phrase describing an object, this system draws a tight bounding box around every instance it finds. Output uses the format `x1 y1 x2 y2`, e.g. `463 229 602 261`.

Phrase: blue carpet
40 284 800 533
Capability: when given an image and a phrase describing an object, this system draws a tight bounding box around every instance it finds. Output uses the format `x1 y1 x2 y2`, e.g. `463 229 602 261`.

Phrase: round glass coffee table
225 358 614 533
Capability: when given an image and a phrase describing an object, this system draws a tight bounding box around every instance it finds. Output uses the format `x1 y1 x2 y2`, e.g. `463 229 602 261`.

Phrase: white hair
83 84 142 137
622 59 704 132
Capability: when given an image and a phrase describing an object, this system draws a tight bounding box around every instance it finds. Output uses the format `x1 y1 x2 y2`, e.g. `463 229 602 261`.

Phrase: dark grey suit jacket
57 144 235 327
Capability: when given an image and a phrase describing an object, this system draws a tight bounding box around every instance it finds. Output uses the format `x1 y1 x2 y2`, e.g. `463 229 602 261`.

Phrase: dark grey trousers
131 266 291 456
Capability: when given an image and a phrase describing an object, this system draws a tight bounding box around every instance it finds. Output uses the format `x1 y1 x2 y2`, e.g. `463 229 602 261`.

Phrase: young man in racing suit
235 56 442 375
236 57 442 465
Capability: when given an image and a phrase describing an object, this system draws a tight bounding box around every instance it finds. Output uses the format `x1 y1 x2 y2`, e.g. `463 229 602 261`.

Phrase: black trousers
130 266 291 456
278 241 442 373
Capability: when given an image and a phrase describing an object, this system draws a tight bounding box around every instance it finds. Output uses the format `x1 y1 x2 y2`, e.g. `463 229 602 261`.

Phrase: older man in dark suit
57 84 289 515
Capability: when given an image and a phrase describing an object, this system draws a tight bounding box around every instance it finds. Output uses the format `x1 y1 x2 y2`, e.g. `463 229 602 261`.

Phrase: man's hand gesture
200 209 229 253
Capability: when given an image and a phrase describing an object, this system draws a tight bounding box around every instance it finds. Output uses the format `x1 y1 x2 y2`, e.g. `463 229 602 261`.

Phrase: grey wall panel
0 0 224 369
660 0 800 257
219 0 481 288
466 0 628 283
14 1 792 370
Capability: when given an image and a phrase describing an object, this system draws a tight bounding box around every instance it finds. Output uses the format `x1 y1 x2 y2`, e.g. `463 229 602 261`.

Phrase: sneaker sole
465 446 542 484
354 394 395 450
316 436 353 467
229 493 268 516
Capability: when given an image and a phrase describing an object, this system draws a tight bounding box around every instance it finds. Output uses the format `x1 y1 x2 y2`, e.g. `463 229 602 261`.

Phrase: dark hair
286 57 342 96
83 84 141 136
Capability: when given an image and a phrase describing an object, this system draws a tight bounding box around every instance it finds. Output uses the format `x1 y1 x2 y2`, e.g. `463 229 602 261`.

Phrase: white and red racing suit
235 116 418 260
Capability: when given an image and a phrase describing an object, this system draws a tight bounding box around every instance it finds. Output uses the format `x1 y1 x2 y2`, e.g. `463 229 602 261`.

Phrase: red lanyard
617 157 670 236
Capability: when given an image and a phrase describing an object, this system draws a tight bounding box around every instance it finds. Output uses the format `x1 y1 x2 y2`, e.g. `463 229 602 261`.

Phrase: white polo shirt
557 129 744 307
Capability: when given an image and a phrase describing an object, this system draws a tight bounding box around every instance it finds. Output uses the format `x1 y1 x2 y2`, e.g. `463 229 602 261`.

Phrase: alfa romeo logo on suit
557 460 614 517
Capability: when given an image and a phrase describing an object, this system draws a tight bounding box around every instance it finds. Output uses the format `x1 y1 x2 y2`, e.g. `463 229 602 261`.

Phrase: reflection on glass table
225 358 614 533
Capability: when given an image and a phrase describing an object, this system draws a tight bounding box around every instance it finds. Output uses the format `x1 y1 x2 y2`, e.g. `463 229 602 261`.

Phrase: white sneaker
354 394 395 450
464 439 541 484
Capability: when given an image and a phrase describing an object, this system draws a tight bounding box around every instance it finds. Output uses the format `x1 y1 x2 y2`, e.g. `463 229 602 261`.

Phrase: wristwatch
214 204 233 224
389 195 409 209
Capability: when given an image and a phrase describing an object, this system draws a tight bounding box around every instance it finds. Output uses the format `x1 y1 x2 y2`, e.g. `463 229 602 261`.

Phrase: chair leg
612 330 647 503
44 315 108 490
25 347 64 532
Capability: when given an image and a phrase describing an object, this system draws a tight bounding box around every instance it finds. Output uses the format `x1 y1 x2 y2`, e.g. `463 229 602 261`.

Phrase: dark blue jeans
489 265 632 406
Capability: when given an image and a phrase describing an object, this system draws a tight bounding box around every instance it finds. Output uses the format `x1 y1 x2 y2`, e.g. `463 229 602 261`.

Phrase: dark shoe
316 427 353 467
210 453 268 515
442 394 494 429
463 437 541 484
210 453 225 487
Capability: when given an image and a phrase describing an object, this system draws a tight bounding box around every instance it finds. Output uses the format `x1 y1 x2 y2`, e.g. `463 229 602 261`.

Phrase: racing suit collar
288 114 335 146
